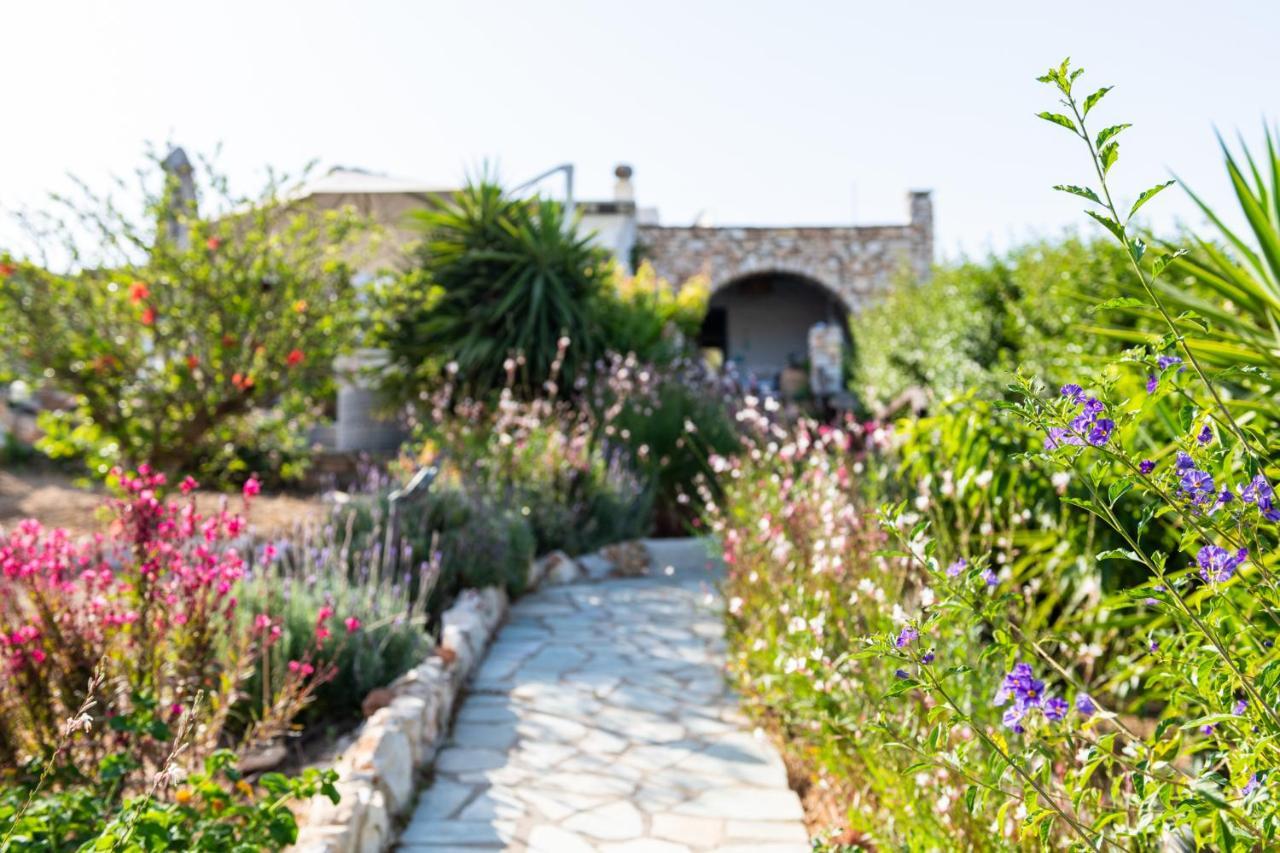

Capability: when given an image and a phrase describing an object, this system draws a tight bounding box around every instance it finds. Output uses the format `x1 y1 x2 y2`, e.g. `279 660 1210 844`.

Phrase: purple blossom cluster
1045 385 1114 449
1196 544 1248 584
994 662 1075 732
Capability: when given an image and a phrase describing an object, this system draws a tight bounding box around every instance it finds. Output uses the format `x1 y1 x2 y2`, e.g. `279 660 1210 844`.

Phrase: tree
0 151 369 484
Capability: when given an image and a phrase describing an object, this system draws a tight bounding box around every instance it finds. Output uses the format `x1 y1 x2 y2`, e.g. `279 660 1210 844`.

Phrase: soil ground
0 466 328 538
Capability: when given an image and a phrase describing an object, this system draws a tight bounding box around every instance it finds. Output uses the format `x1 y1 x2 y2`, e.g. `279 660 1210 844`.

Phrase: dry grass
0 468 327 539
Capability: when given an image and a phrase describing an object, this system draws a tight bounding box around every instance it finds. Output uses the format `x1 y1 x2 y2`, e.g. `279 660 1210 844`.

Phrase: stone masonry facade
636 191 933 312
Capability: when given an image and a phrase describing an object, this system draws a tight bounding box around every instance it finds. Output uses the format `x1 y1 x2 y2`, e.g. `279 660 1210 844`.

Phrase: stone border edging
290 543 647 852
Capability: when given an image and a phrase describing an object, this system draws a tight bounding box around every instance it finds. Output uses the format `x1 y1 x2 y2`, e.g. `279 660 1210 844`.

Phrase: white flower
728 596 743 615
975 469 994 489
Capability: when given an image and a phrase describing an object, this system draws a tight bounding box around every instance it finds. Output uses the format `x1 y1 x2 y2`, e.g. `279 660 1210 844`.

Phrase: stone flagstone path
397 538 807 853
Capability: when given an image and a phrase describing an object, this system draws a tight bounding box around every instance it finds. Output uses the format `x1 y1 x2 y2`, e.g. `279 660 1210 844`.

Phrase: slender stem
1064 96 1261 460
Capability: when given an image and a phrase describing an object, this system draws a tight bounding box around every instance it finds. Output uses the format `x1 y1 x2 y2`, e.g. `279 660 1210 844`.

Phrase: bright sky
2 1 1276 260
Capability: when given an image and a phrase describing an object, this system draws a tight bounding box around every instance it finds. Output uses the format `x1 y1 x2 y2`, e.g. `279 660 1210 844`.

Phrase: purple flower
1044 427 1082 450
1180 468 1215 504
1215 489 1235 509
1197 544 1248 584
1043 697 1069 721
1157 354 1183 370
1075 694 1097 719
946 558 967 577
1202 723 1217 735
1086 418 1115 447
1082 397 1104 417
1241 475 1280 522
1139 459 1155 475
1175 451 1195 471
981 568 998 587
1145 374 1158 393
995 663 1044 708
894 668 909 680
1243 773 1261 797
1060 383 1085 403
921 651 935 664
1234 698 1248 715
1149 640 1159 653
1002 705 1026 733
895 626 918 648
1197 423 1213 445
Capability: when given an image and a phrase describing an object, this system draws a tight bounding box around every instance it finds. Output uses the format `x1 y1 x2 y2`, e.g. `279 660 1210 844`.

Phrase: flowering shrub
713 61 1280 849
237 498 439 725
0 151 367 485
0 467 347 809
414 342 654 556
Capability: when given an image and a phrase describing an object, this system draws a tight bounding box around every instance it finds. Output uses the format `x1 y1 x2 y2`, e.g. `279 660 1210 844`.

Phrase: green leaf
1092 296 1146 312
1128 180 1176 221
1152 249 1188 278
1085 210 1126 243
1130 237 1147 263
1053 184 1102 205
1095 124 1131 149
1100 142 1120 174
1083 86 1113 116
1037 112 1078 134
1096 548 1141 562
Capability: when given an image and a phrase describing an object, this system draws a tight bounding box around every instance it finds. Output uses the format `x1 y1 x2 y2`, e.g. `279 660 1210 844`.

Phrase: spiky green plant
377 181 609 400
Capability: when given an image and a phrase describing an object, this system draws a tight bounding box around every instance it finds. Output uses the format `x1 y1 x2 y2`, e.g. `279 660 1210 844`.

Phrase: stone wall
636 191 932 311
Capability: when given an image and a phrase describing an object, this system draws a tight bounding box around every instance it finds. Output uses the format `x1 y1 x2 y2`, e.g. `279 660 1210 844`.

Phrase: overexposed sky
1 1 1276 259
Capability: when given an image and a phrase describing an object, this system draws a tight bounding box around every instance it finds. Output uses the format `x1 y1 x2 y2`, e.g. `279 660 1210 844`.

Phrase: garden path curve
396 538 807 853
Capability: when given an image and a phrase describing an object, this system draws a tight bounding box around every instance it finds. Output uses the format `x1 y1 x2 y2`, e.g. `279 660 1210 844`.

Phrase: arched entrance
697 270 850 388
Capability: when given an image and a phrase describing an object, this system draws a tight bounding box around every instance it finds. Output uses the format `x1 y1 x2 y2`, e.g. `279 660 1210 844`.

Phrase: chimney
614 164 634 203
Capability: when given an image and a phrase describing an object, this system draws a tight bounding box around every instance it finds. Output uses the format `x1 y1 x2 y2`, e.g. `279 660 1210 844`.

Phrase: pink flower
263 543 277 562
253 613 271 634
316 605 333 623
344 616 361 634
242 477 261 499
287 660 315 677
179 476 199 494
315 626 331 642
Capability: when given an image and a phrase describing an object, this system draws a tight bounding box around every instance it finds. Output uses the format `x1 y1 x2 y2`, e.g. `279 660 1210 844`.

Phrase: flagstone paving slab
397 538 807 852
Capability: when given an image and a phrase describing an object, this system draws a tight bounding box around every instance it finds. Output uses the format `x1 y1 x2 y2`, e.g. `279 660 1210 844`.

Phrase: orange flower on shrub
206 236 222 251
186 355 199 370
0 262 16 278
286 349 305 367
128 281 150 304
140 306 156 326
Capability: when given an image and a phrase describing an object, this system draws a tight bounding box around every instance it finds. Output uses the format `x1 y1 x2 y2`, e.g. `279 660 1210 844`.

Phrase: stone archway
698 270 850 384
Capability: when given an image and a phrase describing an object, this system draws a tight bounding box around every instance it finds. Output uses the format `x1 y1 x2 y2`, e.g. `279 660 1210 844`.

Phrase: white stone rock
354 789 389 853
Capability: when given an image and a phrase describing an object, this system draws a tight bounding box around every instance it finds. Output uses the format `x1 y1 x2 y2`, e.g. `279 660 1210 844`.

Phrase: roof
296 167 453 198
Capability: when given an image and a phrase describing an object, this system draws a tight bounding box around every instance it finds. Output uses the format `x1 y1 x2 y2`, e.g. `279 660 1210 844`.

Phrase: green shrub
0 153 368 487
595 261 711 365
1 750 337 851
851 237 1131 408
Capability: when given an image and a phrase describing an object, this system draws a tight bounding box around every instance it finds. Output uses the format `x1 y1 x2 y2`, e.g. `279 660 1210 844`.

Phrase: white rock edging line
289 542 642 853
289 585 508 853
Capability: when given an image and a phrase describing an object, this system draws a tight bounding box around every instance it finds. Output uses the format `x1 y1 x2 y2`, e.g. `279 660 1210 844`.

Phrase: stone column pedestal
334 349 404 453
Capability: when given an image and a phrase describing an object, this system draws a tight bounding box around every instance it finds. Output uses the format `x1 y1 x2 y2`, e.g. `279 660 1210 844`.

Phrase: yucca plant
377 180 609 400
1157 127 1280 372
